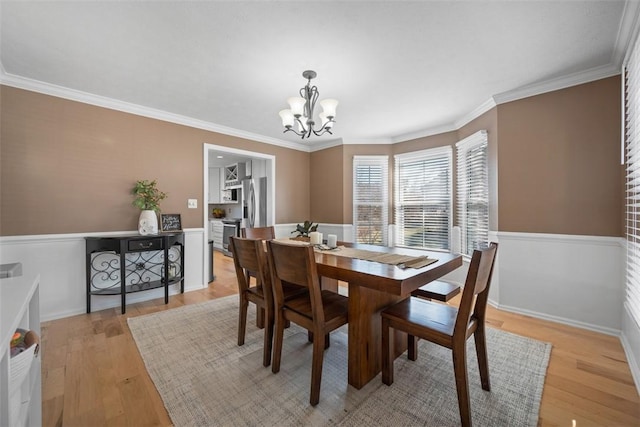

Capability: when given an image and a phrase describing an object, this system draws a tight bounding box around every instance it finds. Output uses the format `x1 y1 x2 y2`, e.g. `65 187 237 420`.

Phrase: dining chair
241 226 275 240
266 240 349 406
240 226 276 285
228 236 306 367
381 242 498 427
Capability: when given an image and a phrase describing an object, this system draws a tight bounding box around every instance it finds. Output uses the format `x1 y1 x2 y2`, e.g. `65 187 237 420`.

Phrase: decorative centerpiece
132 179 167 235
291 220 318 242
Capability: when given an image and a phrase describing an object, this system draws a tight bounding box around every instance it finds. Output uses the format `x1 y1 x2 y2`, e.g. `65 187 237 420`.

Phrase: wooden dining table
313 243 462 389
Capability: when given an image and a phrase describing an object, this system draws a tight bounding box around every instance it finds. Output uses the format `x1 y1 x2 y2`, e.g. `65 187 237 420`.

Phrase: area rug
128 295 551 426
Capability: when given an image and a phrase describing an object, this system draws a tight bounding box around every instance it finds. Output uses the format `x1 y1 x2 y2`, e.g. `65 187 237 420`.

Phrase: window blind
394 146 452 251
457 130 489 256
353 156 389 245
625 31 640 329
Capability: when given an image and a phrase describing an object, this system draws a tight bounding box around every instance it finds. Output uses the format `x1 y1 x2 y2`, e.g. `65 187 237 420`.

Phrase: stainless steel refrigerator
242 177 267 228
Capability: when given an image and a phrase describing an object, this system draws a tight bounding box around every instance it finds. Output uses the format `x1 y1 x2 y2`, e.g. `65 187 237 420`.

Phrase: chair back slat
454 242 498 337
241 226 275 240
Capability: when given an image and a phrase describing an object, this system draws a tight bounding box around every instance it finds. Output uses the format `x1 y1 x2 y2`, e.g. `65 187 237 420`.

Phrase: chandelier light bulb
279 109 294 128
320 98 339 119
287 97 306 118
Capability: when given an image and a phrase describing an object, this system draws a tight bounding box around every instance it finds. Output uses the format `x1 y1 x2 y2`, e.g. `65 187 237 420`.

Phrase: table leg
347 283 406 389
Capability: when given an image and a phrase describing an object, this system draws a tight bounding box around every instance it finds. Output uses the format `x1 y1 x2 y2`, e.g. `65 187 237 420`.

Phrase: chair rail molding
0 229 206 321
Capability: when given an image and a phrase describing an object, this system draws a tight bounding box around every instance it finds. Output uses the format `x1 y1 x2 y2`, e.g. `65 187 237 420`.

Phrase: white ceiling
1 1 637 152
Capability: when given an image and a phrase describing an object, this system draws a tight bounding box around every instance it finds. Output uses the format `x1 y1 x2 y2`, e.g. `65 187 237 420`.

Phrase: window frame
456 130 489 258
393 146 453 252
352 155 389 246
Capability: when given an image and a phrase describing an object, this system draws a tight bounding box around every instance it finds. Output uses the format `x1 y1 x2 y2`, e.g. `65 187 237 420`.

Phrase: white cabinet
0 271 41 427
224 163 246 187
250 158 267 178
210 220 224 250
208 167 221 204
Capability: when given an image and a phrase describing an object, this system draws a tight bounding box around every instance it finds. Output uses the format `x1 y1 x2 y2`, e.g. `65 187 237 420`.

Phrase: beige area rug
128 295 551 426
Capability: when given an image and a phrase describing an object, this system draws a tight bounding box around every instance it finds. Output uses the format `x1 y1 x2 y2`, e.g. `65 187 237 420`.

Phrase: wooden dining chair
381 242 498 427
266 240 349 406
229 236 306 367
240 226 276 286
241 226 275 240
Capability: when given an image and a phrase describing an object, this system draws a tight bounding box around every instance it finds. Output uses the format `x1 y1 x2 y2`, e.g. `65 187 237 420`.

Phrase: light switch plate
188 199 197 209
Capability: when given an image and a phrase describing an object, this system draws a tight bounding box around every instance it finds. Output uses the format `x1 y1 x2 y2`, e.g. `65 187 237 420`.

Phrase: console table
85 233 185 314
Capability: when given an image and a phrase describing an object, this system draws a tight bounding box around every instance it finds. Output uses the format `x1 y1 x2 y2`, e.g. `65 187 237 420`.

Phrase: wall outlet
188 199 197 209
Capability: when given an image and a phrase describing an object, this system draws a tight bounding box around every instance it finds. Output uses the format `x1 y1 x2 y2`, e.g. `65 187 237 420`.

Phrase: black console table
85 232 185 314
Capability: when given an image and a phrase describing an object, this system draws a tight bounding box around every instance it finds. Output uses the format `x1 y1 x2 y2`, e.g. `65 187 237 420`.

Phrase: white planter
138 210 158 235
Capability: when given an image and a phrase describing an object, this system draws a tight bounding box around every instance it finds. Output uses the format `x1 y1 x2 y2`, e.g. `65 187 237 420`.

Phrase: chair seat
411 280 460 302
381 297 456 344
284 290 349 331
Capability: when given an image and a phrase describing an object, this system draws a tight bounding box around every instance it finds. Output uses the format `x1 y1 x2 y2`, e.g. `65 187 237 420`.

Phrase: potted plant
132 179 167 235
291 220 318 241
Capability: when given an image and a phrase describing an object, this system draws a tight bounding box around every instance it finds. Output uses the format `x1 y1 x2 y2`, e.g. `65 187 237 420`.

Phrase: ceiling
1 1 637 152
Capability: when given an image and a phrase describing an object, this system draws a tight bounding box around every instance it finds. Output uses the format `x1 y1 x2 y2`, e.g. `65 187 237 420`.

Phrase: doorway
202 143 276 286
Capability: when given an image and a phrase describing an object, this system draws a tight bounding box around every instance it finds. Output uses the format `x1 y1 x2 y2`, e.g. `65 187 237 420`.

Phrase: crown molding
308 137 346 152
454 97 498 130
617 0 640 67
0 70 312 153
341 138 393 145
493 63 621 106
391 122 458 144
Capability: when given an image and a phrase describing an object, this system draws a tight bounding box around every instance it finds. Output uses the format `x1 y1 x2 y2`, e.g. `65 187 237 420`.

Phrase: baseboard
621 303 640 395
491 301 621 337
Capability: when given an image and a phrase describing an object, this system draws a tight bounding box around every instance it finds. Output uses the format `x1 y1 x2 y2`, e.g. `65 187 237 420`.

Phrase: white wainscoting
0 229 206 321
493 231 624 335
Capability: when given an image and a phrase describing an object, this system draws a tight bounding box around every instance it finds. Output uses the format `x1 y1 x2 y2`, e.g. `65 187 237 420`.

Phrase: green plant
291 220 318 237
131 179 167 212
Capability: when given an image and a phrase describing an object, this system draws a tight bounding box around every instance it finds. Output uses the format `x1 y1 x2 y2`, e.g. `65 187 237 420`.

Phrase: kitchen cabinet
208 167 222 204
210 219 224 250
224 163 246 187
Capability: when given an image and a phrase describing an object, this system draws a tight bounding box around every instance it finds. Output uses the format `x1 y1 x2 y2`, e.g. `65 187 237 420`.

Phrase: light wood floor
41 251 640 426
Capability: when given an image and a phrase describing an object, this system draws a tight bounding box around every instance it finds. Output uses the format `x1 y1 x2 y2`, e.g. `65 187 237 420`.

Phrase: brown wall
0 86 310 236
497 76 623 236
1 75 624 238
310 145 344 224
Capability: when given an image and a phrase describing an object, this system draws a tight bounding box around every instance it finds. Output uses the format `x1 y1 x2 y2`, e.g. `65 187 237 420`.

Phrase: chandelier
279 70 338 139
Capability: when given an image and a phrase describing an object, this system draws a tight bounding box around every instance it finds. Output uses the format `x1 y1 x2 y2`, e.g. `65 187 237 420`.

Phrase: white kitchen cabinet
224 163 246 187
210 220 224 250
208 167 221 204
0 270 41 427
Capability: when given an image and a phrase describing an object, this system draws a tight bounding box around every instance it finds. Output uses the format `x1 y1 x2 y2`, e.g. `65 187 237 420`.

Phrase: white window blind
625 31 640 329
394 146 452 251
353 155 389 245
457 130 489 256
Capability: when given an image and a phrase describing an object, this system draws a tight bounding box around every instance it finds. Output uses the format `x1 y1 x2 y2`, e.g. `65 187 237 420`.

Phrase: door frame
202 143 276 284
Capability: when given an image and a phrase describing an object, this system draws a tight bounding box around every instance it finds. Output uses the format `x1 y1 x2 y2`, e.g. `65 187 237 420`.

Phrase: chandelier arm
283 127 305 138
311 127 334 137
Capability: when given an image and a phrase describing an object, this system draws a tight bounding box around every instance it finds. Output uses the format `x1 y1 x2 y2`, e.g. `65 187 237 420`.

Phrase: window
353 156 389 245
394 146 452 251
457 130 489 256
624 33 640 328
